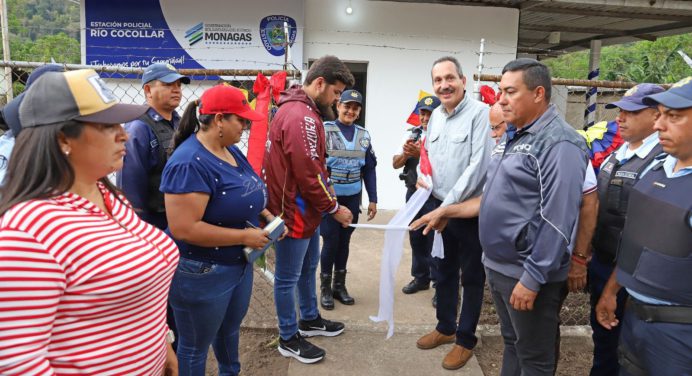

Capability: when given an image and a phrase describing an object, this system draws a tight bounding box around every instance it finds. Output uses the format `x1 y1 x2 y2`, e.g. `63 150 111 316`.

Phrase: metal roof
375 0 692 57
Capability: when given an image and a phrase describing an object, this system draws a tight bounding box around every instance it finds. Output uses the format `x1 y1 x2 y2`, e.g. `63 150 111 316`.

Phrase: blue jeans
320 194 360 273
487 268 566 376
274 230 321 340
169 258 253 376
588 257 628 376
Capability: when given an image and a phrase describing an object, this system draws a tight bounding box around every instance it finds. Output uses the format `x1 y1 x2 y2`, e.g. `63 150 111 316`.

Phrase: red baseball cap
198 85 265 121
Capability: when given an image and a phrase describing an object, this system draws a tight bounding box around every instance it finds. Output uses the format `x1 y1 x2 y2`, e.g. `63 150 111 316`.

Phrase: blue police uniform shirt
626 154 692 305
160 135 267 264
613 132 659 164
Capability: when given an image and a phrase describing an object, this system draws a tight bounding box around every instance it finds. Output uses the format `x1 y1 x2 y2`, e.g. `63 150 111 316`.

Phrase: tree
17 33 80 63
544 33 692 83
8 0 79 41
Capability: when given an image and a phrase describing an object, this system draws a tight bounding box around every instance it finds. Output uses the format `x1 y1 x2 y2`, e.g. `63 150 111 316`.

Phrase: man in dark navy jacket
118 63 190 230
479 58 590 375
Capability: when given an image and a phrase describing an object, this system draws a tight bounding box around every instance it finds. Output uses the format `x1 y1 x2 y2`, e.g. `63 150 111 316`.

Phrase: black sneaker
298 315 345 337
278 333 325 364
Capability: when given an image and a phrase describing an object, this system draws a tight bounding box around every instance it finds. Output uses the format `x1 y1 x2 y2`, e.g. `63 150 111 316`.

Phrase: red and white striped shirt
0 184 179 375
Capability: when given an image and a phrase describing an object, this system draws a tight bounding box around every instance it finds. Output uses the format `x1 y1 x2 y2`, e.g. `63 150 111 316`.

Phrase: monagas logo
186 22 203 45
259 15 297 57
186 22 252 46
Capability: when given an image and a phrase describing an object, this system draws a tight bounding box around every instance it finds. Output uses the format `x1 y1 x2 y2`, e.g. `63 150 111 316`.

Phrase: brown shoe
416 329 455 350
442 344 473 370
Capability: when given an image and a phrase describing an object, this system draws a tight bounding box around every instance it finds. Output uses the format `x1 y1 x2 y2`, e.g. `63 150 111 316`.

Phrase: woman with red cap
161 84 282 376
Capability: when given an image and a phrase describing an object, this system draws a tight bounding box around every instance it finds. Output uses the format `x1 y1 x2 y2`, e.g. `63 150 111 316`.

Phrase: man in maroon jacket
263 55 355 364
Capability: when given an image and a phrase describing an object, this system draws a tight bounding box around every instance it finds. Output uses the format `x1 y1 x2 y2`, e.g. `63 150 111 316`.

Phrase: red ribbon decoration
246 71 287 175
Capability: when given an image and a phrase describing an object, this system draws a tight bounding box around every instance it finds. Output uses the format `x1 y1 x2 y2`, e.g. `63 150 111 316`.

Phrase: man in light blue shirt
596 77 692 376
414 56 492 371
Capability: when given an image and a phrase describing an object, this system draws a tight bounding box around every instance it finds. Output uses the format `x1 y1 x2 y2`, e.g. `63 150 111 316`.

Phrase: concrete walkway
285 210 483 375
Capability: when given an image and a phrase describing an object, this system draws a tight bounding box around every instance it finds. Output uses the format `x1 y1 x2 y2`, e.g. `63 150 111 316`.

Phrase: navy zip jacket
479 105 589 291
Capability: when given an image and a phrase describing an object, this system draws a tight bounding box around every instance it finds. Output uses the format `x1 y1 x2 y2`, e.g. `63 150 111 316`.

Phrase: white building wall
304 0 518 209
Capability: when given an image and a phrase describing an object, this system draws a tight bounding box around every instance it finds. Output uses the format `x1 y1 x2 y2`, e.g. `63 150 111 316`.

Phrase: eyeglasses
490 121 505 131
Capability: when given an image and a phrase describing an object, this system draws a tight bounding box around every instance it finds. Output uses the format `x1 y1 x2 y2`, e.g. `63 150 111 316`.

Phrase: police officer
596 77 692 376
320 89 378 309
393 95 441 306
587 83 665 375
117 63 189 351
118 63 190 230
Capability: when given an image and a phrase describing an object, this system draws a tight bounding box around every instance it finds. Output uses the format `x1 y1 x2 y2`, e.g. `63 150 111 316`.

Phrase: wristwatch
165 329 175 344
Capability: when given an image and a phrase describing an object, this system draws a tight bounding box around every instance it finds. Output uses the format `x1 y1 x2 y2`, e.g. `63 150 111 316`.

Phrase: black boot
332 269 355 305
320 273 334 310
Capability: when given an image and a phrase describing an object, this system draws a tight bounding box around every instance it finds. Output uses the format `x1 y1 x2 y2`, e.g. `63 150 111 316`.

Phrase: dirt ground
205 328 288 376
475 333 594 376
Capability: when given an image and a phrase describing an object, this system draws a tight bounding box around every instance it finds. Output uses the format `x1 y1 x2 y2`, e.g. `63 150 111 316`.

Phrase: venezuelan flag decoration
406 90 433 126
577 120 624 174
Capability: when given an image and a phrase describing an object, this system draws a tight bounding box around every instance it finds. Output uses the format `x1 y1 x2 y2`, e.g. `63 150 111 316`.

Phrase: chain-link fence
0 61 302 152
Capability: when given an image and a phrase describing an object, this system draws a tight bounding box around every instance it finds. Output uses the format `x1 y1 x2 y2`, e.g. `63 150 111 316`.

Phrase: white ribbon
367 176 433 338
431 231 445 259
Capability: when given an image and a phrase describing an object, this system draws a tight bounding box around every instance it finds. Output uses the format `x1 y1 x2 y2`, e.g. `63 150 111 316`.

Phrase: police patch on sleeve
360 137 370 148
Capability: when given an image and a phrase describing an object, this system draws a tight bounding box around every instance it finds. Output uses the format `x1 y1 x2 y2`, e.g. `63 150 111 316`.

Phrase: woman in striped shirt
0 69 180 375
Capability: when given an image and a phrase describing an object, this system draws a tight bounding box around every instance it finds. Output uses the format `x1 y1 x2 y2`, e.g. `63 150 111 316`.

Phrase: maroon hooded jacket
262 85 338 239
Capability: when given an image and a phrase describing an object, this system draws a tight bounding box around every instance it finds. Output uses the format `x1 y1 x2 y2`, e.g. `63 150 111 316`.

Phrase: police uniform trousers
320 193 361 273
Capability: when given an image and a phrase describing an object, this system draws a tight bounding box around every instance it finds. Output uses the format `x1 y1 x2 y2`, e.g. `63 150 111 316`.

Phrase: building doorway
344 62 368 127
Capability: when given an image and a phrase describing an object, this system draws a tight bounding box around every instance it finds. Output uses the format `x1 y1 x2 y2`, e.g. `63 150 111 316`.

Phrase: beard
314 90 337 121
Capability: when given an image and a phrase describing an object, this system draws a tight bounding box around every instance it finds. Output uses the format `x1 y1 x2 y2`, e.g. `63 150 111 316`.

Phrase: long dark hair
172 99 232 150
0 121 122 216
